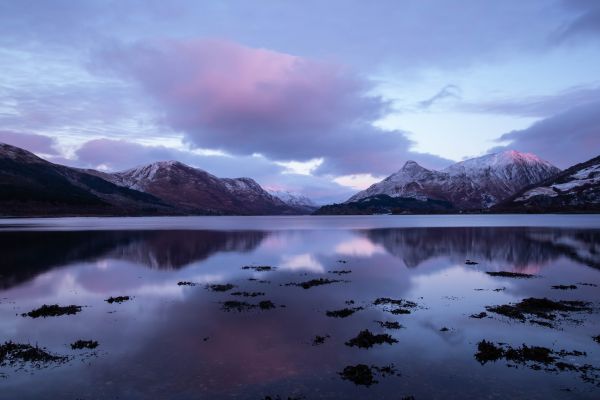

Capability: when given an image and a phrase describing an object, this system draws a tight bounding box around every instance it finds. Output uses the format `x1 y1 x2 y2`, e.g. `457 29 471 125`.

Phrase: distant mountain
268 190 318 213
93 160 305 215
323 150 560 214
0 143 171 216
494 154 600 213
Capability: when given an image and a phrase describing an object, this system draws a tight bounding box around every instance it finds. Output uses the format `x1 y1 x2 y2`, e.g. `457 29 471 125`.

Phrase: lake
1 215 599 399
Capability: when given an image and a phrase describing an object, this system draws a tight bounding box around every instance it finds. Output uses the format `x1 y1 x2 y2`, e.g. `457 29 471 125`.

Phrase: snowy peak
445 150 556 175
498 154 600 212
346 150 560 209
268 190 318 211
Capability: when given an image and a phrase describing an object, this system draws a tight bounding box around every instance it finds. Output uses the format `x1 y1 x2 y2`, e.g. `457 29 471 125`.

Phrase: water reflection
364 227 600 270
1 221 599 399
0 230 267 289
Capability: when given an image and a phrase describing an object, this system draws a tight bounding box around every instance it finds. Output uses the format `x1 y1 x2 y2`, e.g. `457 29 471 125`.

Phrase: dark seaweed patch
485 297 592 326
552 285 578 290
593 335 600 344
470 312 488 319
375 321 403 329
70 340 98 350
220 300 278 312
284 278 342 289
231 291 265 297
345 329 397 349
0 341 68 368
328 270 352 275
22 304 82 318
373 298 417 308
207 284 236 292
339 363 398 387
326 307 363 318
339 364 376 386
177 281 197 286
312 335 330 346
474 340 600 385
242 265 275 271
105 296 131 304
258 300 276 310
486 271 536 278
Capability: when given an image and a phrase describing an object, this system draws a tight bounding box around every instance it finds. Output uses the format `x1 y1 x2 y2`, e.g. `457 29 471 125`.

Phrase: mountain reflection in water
1 219 599 400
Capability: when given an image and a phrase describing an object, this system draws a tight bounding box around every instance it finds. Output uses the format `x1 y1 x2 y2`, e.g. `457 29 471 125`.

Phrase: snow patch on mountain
268 190 318 210
347 150 560 209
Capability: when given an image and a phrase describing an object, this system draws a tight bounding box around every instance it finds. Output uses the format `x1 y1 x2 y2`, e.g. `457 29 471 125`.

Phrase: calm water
0 215 599 399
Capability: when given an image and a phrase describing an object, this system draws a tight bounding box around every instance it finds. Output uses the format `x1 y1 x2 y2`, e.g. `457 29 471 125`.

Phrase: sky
0 0 599 203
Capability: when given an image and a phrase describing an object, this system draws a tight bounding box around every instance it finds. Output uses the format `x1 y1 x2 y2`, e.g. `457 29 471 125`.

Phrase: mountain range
1 142 599 216
315 150 600 214
0 143 307 216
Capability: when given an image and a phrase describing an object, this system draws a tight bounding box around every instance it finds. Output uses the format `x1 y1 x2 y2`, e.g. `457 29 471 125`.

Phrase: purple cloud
0 131 58 154
555 0 600 42
492 99 600 168
462 85 600 118
94 39 451 175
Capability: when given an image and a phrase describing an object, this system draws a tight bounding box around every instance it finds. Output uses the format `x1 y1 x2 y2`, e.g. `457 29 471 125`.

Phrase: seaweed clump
312 335 330 346
326 307 363 318
70 340 98 350
242 265 275 271
285 278 342 289
474 340 600 385
552 285 577 290
206 284 236 292
373 297 418 315
345 329 397 349
220 300 278 312
339 363 399 386
0 341 68 368
485 297 592 326
22 304 82 318
375 321 403 329
105 296 130 304
486 271 536 278
231 291 265 297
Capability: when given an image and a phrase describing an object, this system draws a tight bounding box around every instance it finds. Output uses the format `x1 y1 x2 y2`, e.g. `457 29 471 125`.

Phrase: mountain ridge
345 150 560 210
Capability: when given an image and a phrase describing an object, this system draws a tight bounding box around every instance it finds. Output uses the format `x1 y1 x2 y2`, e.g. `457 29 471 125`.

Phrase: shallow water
1 215 599 399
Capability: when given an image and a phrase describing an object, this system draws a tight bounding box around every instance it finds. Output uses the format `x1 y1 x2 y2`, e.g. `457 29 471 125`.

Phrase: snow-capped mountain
268 190 318 212
496 154 600 212
95 160 305 215
346 150 560 210
0 143 170 216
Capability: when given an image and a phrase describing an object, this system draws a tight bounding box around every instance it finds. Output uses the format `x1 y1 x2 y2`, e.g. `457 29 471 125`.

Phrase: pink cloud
96 39 451 175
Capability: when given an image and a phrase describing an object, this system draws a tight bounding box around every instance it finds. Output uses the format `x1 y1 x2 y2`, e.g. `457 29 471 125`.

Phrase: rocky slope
95 161 304 215
494 154 600 212
342 150 560 211
0 143 171 216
